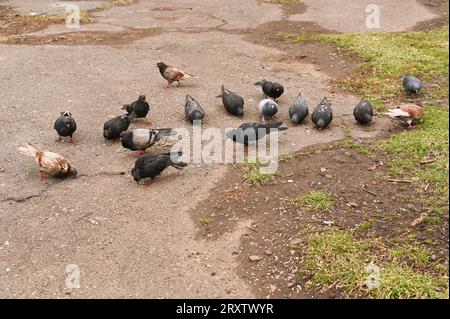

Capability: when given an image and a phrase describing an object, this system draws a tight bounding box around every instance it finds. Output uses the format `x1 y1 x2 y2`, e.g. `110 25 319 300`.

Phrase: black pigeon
402 76 422 94
131 152 187 184
103 114 134 140
216 85 244 116
120 128 175 153
54 111 77 143
226 122 287 146
353 99 373 125
312 97 333 130
289 92 309 125
122 95 150 119
185 94 205 123
258 98 278 120
254 79 284 99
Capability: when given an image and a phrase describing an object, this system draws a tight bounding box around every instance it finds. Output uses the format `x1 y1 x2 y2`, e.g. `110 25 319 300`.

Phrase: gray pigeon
226 122 287 146
402 76 422 94
131 151 187 185
289 92 309 125
258 98 278 120
353 99 373 124
216 85 244 116
185 94 205 123
120 128 176 154
312 97 333 129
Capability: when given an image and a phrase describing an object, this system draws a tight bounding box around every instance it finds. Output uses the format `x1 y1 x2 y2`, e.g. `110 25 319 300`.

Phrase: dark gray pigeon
255 79 284 99
353 99 373 124
216 85 244 116
122 95 150 119
258 98 278 120
120 128 176 154
131 151 187 185
54 111 77 143
312 97 333 130
103 113 135 140
289 92 309 125
226 122 287 146
185 94 205 123
402 76 422 94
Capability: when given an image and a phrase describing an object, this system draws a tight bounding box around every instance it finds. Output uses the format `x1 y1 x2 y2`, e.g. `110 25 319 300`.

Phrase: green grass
291 191 334 212
291 26 449 109
237 157 274 186
300 229 449 298
378 105 449 204
341 125 374 156
291 26 449 209
200 219 210 226
390 244 432 267
359 221 373 231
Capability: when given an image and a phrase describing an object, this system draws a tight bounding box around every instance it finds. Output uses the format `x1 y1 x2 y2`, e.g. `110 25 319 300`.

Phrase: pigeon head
190 110 204 121
316 118 326 129
131 167 140 183
138 95 146 101
122 104 132 114
67 165 78 178
156 61 167 70
120 131 131 139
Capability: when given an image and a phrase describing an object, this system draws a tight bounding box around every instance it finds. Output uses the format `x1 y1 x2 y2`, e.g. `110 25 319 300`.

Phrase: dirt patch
242 19 362 84
2 27 164 45
413 0 449 30
0 5 54 37
189 143 449 298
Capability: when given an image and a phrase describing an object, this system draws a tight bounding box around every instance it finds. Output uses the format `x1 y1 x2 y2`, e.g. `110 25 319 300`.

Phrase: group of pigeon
17 60 424 185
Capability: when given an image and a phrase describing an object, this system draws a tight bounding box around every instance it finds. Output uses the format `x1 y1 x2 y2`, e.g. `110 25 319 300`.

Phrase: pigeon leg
165 81 171 88
69 137 76 144
177 80 181 87
142 179 153 187
38 171 46 181
55 136 62 142
133 150 146 156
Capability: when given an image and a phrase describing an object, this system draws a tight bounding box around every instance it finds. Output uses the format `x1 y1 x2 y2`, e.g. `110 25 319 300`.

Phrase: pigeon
353 99 374 125
226 122 287 146
185 94 205 123
289 92 309 125
312 97 333 129
122 95 150 119
384 104 423 129
402 76 422 94
131 152 187 185
103 114 135 140
258 98 278 120
156 61 194 88
17 142 77 180
120 128 176 154
54 111 77 143
254 79 284 99
216 85 244 116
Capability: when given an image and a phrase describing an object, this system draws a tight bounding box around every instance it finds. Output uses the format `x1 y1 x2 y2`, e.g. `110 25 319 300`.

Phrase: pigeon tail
156 128 176 137
17 142 38 157
384 108 409 118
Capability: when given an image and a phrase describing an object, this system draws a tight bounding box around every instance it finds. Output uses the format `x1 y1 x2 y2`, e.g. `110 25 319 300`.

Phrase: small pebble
248 255 262 262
